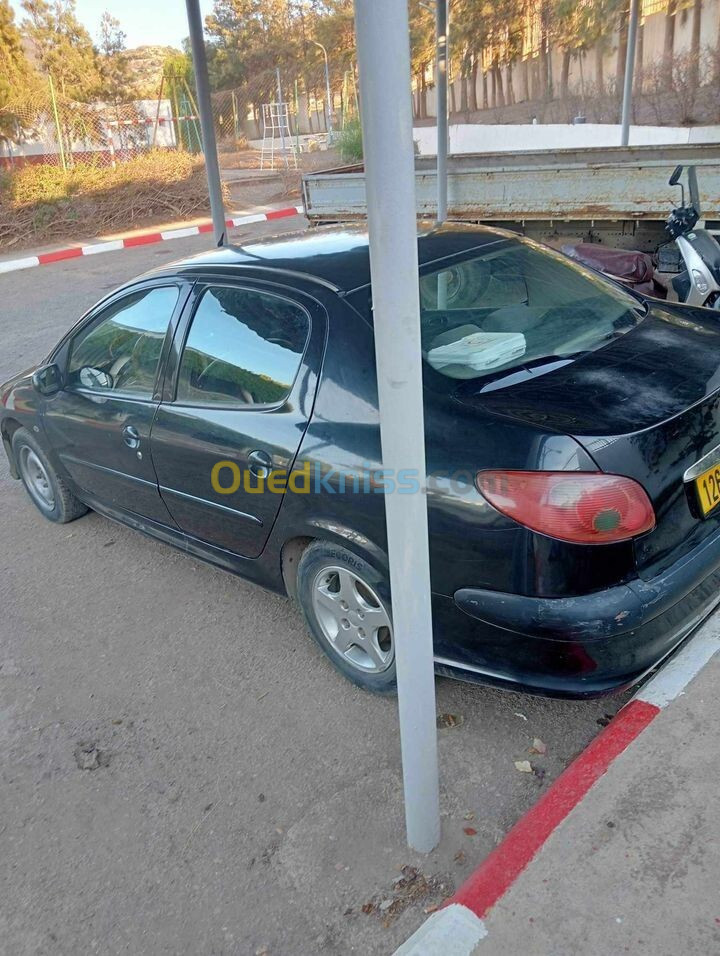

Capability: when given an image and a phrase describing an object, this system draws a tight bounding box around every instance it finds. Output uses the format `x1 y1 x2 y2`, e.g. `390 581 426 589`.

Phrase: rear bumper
434 524 720 698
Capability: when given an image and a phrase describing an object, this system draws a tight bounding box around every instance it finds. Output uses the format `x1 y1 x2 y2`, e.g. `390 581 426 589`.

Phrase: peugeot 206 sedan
5 223 720 698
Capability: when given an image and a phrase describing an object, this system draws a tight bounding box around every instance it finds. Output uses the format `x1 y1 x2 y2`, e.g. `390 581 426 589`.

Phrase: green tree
570 0 623 95
97 11 136 106
163 51 201 151
450 0 486 111
408 0 434 118
203 0 358 132
22 0 100 101
307 0 355 117
484 0 525 108
205 0 301 97
0 0 38 135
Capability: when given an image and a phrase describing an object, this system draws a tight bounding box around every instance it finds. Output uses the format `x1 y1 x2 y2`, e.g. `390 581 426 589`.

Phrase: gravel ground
0 223 630 955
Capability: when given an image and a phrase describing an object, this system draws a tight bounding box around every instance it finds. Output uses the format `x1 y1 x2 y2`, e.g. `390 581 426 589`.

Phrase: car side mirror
669 165 683 186
31 363 62 396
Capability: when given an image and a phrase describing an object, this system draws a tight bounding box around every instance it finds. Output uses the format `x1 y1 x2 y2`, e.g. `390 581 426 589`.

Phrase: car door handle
123 425 140 449
247 449 272 478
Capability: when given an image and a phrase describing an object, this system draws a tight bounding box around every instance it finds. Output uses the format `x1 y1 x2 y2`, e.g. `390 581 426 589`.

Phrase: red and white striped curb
395 622 720 955
0 205 304 276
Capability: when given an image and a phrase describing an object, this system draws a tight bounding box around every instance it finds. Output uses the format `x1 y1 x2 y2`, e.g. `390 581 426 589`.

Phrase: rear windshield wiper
456 355 580 395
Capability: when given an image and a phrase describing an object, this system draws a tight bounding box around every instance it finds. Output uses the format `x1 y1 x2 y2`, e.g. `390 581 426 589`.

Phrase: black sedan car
4 223 720 697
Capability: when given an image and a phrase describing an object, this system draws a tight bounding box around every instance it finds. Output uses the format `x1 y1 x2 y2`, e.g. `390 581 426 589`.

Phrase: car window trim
67 388 165 405
59 279 193 403
166 280 314 412
50 277 188 362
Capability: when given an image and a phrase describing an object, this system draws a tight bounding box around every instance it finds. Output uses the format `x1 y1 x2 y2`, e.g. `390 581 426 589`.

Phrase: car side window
67 286 179 399
175 286 310 407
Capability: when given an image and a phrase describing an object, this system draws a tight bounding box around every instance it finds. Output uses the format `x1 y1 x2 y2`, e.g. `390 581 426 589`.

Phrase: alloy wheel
311 565 393 674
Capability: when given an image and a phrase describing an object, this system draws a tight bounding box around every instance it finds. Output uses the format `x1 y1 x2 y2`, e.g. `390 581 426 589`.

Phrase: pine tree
1 0 31 90
0 0 37 136
97 11 136 107
21 0 100 102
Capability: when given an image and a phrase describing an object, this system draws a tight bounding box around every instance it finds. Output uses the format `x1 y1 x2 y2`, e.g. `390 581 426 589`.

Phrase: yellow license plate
695 463 720 516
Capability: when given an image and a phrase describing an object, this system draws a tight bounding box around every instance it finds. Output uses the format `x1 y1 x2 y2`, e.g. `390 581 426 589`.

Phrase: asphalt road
0 224 631 955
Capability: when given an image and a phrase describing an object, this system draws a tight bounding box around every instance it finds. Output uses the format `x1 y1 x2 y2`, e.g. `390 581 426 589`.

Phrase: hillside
125 45 181 98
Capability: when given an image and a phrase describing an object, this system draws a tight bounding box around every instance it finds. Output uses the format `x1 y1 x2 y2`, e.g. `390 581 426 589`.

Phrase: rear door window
175 286 310 406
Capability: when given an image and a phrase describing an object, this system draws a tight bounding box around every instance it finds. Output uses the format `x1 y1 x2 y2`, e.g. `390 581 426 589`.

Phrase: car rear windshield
418 239 642 386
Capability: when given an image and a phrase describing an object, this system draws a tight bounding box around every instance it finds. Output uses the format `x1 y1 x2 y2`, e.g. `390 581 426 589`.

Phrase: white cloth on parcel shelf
427 328 527 372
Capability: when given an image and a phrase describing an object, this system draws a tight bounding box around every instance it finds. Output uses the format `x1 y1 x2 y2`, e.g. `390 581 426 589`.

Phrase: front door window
42 285 181 525
68 286 179 398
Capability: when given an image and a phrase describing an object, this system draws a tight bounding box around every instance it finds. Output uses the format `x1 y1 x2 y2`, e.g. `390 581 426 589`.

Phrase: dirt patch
0 151 228 252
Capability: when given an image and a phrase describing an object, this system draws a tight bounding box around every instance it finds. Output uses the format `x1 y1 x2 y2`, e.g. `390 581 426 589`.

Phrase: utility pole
620 0 640 147
312 40 334 144
185 0 226 246
353 0 441 853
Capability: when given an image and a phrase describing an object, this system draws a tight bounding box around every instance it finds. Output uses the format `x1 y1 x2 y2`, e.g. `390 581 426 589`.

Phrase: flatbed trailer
301 142 720 250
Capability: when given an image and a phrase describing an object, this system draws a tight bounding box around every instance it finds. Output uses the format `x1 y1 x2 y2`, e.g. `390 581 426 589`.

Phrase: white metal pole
436 0 448 223
620 0 640 147
185 0 226 246
435 0 449 309
312 41 334 144
354 0 441 853
324 53 334 144
276 67 288 164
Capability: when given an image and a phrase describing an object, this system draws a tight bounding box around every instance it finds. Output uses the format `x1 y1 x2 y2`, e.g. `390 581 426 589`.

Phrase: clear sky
9 0 214 50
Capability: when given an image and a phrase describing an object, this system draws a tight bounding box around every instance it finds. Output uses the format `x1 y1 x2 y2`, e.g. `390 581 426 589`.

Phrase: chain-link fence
0 82 185 171
0 64 355 175
208 66 360 170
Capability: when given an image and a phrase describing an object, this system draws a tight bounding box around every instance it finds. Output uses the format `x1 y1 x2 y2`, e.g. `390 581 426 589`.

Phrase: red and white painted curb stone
0 205 304 275
394 622 720 955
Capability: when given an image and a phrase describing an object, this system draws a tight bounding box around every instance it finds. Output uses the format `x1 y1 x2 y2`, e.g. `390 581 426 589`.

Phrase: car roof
148 221 513 294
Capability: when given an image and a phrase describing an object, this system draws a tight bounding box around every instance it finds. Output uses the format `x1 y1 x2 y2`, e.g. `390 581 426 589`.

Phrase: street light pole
353 0 441 853
436 0 448 223
185 0 226 246
312 40 334 144
620 0 640 147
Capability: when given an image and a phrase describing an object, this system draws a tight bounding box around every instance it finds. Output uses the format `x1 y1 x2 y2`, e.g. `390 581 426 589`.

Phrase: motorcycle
564 164 720 310
662 164 720 308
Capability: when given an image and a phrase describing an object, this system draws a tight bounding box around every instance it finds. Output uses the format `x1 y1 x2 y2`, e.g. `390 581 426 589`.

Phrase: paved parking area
1 226 632 954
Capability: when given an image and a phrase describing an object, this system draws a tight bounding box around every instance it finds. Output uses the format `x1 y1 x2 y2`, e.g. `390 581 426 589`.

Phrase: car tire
296 540 397 694
12 427 89 524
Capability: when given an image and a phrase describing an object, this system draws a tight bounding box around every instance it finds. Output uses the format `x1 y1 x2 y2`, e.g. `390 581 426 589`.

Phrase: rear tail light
475 471 655 544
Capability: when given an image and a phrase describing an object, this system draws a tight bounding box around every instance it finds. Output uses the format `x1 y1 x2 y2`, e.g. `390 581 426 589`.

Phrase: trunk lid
457 303 720 578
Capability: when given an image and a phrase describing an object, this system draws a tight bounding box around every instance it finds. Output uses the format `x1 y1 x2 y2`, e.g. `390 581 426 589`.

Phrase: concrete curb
394 623 720 955
0 205 305 275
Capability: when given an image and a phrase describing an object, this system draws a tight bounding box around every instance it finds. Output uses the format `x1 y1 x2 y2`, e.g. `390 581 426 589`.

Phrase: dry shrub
0 150 229 250
218 148 263 170
217 133 249 154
